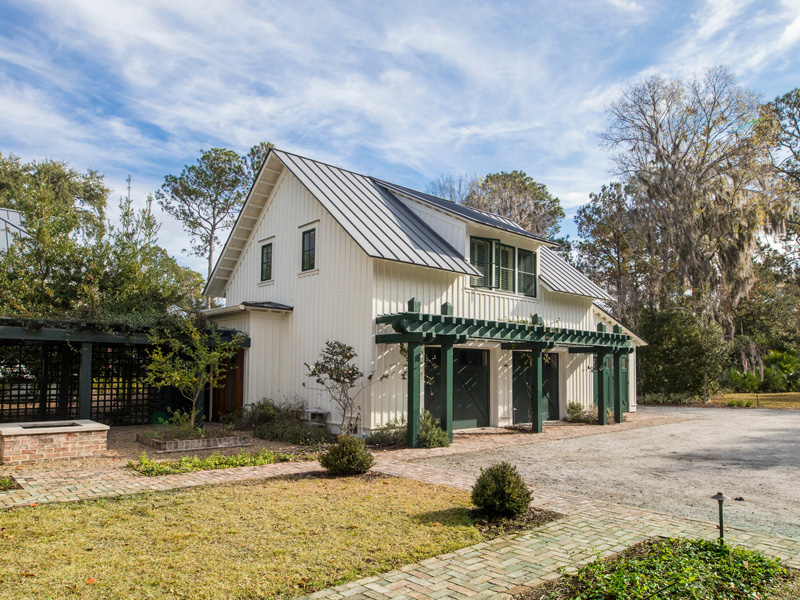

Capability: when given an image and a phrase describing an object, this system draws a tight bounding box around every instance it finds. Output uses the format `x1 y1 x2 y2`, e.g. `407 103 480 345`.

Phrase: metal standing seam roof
273 150 480 277
0 208 26 253
206 148 615 303
375 180 552 245
538 246 614 302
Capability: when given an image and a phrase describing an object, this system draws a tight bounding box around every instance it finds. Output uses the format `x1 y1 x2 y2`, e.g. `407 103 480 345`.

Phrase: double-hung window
260 243 273 282
496 244 515 293
301 229 316 272
518 248 537 297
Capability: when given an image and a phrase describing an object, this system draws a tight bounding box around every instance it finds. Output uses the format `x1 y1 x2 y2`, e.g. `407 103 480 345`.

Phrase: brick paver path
2 412 798 600
0 461 322 506
304 461 800 600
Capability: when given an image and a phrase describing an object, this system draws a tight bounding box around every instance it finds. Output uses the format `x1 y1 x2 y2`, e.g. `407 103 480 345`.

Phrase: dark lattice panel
0 342 80 422
91 344 173 426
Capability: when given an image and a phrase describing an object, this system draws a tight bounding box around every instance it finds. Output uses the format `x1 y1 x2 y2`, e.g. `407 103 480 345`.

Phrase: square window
261 243 272 281
302 229 315 272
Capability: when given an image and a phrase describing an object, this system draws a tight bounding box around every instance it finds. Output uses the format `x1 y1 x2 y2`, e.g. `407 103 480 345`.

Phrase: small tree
305 341 374 435
146 317 246 428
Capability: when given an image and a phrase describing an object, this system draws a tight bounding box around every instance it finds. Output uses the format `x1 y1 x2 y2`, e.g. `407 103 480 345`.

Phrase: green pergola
376 298 633 447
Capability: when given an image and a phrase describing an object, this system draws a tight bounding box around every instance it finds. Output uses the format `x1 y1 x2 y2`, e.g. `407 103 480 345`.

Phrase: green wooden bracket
441 302 453 316
408 297 421 313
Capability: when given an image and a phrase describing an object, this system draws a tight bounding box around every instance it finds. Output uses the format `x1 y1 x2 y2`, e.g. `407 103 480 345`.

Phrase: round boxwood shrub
471 461 532 516
320 435 374 475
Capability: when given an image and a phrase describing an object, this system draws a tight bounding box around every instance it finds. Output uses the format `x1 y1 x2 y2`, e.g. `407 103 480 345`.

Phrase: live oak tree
425 173 477 203
601 66 792 321
464 171 565 239
0 154 203 322
764 88 800 270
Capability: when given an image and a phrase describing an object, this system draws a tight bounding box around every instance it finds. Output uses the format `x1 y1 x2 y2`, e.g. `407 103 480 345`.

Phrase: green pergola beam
0 325 251 347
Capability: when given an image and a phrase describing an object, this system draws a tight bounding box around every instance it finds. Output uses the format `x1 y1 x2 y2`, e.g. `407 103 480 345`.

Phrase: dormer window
469 237 537 298
518 248 537 297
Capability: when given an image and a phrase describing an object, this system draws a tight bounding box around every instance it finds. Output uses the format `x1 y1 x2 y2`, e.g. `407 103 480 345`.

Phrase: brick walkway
0 461 322 506
2 412 798 600
306 461 800 600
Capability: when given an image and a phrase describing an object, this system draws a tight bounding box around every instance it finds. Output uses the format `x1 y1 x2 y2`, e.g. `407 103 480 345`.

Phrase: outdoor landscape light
711 492 729 542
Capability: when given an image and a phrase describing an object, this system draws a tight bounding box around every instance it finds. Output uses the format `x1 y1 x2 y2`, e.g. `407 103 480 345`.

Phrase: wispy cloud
1 0 798 263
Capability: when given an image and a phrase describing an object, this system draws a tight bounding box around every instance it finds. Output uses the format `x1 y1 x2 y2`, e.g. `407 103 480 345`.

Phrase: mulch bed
471 506 564 538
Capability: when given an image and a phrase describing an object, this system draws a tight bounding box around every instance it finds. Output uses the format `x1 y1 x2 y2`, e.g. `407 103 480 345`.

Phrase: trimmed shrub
226 399 333 446
365 417 406 447
419 410 450 448
320 435 374 475
472 462 532 516
566 401 593 423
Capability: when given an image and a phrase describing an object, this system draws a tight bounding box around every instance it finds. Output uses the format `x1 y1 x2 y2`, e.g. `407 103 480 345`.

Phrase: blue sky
1 0 799 274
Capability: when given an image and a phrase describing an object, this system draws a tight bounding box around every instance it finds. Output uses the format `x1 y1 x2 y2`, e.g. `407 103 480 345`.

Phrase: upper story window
469 237 492 287
496 244 515 293
301 228 316 272
469 237 537 298
518 248 537 297
261 243 273 282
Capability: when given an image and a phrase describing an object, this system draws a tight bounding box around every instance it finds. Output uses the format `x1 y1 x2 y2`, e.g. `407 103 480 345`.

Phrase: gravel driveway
421 406 800 540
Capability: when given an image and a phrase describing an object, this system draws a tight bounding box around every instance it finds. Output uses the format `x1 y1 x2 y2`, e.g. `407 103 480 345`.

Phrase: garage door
512 351 559 424
425 348 490 429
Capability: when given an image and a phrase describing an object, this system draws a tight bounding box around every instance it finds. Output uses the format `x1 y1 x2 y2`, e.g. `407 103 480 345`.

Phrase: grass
521 538 790 600
709 392 800 410
0 474 497 599
127 449 293 476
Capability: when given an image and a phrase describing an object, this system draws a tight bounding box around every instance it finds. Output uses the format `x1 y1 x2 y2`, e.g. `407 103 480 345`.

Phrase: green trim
301 229 316 272
260 242 273 282
0 325 251 347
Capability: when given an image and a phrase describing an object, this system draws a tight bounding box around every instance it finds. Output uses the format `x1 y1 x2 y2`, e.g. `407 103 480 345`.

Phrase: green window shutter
469 238 489 287
302 229 315 271
518 249 537 297
261 243 272 281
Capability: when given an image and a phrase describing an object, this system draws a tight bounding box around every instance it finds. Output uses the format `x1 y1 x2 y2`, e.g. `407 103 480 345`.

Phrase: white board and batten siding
369 208 597 430
213 167 623 432
221 171 375 419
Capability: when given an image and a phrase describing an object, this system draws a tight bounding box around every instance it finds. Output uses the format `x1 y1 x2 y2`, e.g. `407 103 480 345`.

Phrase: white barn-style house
204 149 645 446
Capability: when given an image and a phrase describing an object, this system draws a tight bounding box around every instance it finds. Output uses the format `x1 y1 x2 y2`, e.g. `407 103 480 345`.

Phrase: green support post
78 342 93 420
407 341 421 448
441 339 454 442
613 351 623 424
531 348 543 433
597 351 607 425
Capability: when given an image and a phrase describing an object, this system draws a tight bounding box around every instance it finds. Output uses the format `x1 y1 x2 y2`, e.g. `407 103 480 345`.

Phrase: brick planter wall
0 420 109 465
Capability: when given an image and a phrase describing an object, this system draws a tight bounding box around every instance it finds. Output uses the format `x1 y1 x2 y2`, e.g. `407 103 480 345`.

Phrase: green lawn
710 392 800 410
0 474 483 599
